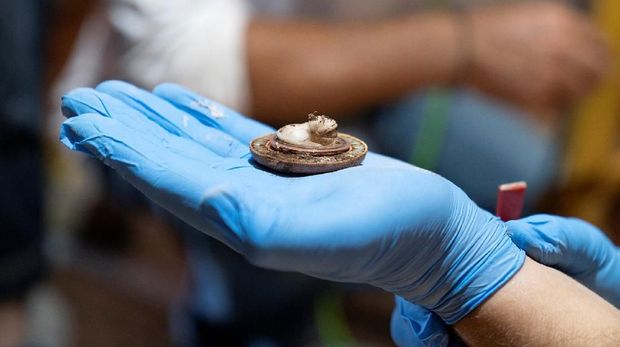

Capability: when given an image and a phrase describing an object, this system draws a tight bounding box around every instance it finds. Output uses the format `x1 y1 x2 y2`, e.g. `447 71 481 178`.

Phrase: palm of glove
60 81 522 323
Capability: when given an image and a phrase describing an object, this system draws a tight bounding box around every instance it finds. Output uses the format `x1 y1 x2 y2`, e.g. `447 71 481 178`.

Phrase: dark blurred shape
0 0 46 300
184 226 322 346
46 0 96 88
75 190 133 253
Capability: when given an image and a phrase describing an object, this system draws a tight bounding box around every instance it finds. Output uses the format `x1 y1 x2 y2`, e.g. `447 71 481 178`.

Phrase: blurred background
1 0 619 346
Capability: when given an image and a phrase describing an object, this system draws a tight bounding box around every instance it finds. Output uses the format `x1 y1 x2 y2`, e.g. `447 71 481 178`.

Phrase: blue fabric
182 228 234 324
179 224 321 324
60 81 525 325
372 88 560 211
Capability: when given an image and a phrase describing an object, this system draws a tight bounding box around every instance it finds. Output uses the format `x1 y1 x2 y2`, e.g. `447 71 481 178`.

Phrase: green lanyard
409 88 452 170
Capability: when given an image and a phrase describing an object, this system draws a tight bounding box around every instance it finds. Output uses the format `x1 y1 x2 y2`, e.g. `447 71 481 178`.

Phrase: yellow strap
565 1 620 184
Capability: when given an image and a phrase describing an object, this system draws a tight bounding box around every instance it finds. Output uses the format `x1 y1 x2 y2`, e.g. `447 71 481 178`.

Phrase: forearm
455 258 620 346
0 301 26 347
247 13 458 124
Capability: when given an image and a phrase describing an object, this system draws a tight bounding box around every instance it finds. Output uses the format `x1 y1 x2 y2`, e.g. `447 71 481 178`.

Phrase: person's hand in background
391 213 620 346
464 2 610 112
59 81 525 325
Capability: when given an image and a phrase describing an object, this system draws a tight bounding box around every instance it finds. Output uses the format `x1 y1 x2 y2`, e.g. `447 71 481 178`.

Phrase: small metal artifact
250 112 368 174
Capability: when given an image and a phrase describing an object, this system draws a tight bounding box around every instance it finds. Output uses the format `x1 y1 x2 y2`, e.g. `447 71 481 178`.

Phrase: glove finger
60 113 248 252
95 80 249 158
506 215 565 267
509 214 617 273
62 87 170 139
60 112 226 187
62 88 226 163
153 83 274 145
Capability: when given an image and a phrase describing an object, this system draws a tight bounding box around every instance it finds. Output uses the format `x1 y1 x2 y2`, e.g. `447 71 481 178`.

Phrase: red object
496 181 527 221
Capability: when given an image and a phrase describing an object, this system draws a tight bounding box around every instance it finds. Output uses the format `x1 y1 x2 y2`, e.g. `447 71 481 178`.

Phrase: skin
0 301 26 347
247 2 609 124
455 258 620 346
467 3 610 112
248 12 459 124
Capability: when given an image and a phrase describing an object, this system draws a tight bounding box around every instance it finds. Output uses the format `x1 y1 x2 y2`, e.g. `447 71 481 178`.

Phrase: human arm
455 257 620 346
109 1 608 123
391 258 620 347
248 13 459 123
108 0 459 120
507 214 620 307
391 213 620 346
249 2 609 123
59 82 620 345
451 212 620 346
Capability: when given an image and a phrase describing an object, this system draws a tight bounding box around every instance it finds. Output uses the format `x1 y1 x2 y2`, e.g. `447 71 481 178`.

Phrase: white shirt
101 0 431 112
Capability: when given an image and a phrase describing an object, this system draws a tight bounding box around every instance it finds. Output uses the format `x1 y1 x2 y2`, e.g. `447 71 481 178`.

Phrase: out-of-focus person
86 0 609 208
52 0 610 345
0 1 47 346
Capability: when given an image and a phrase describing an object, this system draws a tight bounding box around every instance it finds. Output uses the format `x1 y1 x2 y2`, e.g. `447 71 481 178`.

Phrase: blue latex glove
391 296 460 347
59 80 525 324
391 213 620 346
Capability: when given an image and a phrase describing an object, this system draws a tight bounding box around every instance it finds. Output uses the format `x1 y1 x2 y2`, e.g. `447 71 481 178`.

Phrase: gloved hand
507 214 620 307
391 213 620 346
59 80 524 324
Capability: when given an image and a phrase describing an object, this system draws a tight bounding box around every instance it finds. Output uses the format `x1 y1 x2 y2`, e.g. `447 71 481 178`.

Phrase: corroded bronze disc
269 136 351 156
250 133 368 174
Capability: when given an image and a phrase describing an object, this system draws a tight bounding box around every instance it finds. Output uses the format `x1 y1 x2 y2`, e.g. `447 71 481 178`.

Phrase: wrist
455 258 620 345
432 208 525 324
392 200 525 324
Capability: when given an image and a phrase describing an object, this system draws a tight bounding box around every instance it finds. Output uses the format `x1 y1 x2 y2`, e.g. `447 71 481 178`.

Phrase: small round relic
250 112 368 174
